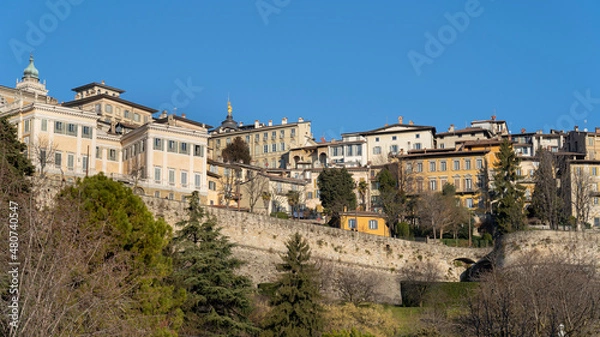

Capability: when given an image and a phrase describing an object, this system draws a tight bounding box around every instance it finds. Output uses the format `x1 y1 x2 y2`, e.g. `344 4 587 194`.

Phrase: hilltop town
1 56 596 236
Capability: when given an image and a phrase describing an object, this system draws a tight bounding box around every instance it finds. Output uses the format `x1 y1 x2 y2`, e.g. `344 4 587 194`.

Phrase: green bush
323 328 376 337
270 211 289 219
396 221 412 239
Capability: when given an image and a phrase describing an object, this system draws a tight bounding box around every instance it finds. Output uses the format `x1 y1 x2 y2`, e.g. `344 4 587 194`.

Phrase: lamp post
557 323 566 337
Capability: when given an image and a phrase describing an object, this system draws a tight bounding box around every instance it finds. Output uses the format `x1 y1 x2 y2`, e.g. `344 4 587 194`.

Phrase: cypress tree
492 139 526 234
261 233 323 337
171 191 258 336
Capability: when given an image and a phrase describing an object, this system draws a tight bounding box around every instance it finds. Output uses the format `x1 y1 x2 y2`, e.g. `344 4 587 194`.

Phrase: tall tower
16 54 49 96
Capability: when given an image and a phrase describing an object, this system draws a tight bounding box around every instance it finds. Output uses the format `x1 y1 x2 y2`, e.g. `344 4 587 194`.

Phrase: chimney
448 124 455 132
181 113 186 119
595 127 600 134
409 120 414 125
254 120 259 128
298 117 304 122
521 128 526 134
491 115 496 121
398 116 403 124
282 117 288 125
268 120 273 126
575 125 579 132
239 121 244 127
160 110 167 119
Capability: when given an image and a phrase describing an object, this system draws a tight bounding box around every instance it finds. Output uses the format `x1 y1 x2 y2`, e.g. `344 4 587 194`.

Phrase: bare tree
531 149 563 229
334 269 381 305
241 170 269 213
416 191 464 240
31 135 58 177
219 165 240 209
399 260 444 307
460 254 600 337
571 168 593 230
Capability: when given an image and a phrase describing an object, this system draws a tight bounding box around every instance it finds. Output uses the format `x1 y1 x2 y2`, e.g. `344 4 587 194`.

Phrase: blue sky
2 1 600 139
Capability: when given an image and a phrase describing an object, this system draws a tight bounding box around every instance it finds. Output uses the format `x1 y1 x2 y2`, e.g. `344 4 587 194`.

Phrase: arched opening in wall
319 153 328 167
133 187 145 196
293 156 301 168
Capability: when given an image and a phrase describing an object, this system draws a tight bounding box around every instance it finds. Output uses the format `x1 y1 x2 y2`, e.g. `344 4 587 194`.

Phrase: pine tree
261 233 324 337
0 117 34 193
171 191 259 336
492 139 526 234
317 168 357 227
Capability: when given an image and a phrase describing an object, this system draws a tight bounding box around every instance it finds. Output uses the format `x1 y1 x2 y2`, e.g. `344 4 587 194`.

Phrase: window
454 178 461 190
181 171 188 187
416 162 423 173
280 130 285 138
440 143 445 149
368 220 378 230
41 119 47 131
373 146 381 155
263 145 269 153
272 144 277 152
105 104 113 113
95 104 101 114
414 143 421 150
54 121 64 134
593 167 598 176
180 142 189 154
415 134 420 139
348 219 357 229
216 139 221 148
168 193 174 200
67 154 74 171
67 123 78 136
356 145 362 156
144 116 149 123
280 143 286 151
108 149 117 161
82 156 88 171
194 145 204 157
429 161 436 172
453 160 460 170
154 191 160 198
154 138 163 150
465 159 471 170
272 131 276 140
429 180 437 191
245 135 251 143
476 158 483 169
263 132 268 141
465 178 473 191
24 120 30 133
466 198 474 208
54 152 62 168
375 137 380 142
291 129 296 138
209 181 216 191
133 113 140 122
307 192 313 199
333 146 343 156
595 218 600 227
168 169 175 185
82 126 92 138
168 140 177 152
226 137 231 145
347 145 353 156
390 145 398 154
255 134 260 142
154 167 162 183
392 136 397 141
124 110 131 119
96 146 102 159
194 173 201 188
440 161 447 171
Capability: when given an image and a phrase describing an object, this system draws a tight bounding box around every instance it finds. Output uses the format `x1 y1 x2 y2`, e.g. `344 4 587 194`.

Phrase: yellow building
209 104 313 169
397 139 502 210
340 212 388 237
0 56 211 202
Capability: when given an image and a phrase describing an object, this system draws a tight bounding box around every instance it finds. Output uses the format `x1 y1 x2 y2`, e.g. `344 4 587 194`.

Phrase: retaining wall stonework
141 196 491 304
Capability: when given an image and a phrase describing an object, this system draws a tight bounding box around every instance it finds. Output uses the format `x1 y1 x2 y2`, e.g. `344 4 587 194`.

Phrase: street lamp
557 323 566 337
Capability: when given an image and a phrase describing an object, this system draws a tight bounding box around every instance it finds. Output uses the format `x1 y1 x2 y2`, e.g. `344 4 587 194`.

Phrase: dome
23 54 39 79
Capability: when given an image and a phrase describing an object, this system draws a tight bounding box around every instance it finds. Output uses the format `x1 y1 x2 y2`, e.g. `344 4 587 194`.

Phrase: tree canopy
377 166 407 237
0 116 34 191
170 191 258 336
261 233 323 337
531 148 563 229
317 168 357 226
492 140 526 234
222 137 252 164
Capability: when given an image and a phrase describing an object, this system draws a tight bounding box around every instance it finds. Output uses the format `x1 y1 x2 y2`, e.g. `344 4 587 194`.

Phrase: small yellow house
340 211 388 237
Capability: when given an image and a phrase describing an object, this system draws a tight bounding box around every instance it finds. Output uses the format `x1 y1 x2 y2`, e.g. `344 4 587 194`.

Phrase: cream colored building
1 56 211 202
209 104 313 169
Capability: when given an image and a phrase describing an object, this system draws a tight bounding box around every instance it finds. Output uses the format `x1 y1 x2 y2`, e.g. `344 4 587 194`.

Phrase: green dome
23 54 39 79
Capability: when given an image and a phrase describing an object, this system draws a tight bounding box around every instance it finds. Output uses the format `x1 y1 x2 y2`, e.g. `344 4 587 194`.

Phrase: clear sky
2 1 599 140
